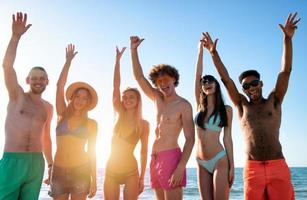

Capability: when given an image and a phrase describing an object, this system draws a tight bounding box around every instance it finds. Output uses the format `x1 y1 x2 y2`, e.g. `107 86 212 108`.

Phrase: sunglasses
201 78 215 85
242 80 260 90
156 76 173 85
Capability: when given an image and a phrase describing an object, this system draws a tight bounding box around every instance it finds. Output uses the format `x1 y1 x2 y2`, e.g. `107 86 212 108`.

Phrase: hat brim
66 82 98 111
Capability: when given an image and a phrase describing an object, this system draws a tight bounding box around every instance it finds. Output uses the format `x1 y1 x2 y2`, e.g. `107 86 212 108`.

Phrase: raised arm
223 106 234 187
202 32 245 114
274 12 300 103
195 39 205 106
170 101 195 187
113 46 126 112
130 36 158 100
138 120 149 194
3 12 31 98
56 44 78 116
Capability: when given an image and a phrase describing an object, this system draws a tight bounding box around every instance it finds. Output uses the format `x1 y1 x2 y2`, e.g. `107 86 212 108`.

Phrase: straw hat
66 82 98 110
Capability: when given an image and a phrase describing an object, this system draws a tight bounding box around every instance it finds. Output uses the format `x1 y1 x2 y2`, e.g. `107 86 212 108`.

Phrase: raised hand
279 12 300 38
130 36 144 50
65 44 78 62
12 12 32 38
200 32 218 54
116 46 126 62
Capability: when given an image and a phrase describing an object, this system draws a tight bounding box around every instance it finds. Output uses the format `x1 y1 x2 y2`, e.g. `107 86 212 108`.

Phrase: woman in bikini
104 47 149 200
48 44 98 199
194 34 234 200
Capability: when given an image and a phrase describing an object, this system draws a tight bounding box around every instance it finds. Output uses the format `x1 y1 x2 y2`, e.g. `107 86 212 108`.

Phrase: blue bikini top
194 112 222 132
56 120 88 139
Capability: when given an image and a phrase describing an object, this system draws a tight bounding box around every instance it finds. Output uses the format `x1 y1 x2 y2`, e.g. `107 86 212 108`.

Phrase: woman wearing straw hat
104 47 149 200
48 44 98 200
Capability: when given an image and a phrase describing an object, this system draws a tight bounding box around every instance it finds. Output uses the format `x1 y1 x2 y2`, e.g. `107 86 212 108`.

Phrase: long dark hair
196 75 228 129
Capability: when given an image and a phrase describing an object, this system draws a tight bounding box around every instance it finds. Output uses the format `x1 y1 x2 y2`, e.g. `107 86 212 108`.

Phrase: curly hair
148 64 179 87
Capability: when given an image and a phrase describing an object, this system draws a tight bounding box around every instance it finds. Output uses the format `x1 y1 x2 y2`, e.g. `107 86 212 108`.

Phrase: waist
2 152 43 159
151 147 181 155
106 157 138 173
54 152 89 167
245 158 288 168
152 139 179 152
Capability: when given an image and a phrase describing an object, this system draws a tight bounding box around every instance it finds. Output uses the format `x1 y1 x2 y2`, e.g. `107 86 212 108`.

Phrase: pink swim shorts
150 148 186 190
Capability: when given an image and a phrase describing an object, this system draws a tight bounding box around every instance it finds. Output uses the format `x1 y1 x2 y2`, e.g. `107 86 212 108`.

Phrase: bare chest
241 100 281 134
11 97 47 123
157 102 181 124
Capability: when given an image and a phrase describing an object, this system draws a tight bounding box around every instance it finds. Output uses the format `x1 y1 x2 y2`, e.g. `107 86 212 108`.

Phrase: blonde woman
104 47 149 200
48 44 98 200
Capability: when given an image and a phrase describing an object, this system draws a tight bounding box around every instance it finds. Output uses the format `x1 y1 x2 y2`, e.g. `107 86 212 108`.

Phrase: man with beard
0 12 53 199
201 13 300 199
130 36 195 200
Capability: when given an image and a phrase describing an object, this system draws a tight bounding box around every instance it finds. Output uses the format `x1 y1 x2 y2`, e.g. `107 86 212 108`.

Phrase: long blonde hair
113 88 143 136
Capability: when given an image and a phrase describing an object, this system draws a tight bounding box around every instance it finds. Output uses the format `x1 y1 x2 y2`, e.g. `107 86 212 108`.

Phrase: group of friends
0 11 300 200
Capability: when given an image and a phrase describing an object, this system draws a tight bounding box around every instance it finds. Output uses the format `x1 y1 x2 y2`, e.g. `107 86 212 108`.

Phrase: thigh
104 175 120 200
164 187 182 200
198 165 213 200
71 193 87 200
123 175 139 200
49 167 69 198
243 166 266 200
54 194 69 200
70 164 91 195
213 156 230 200
20 156 45 200
0 156 26 199
267 164 294 200
154 188 165 200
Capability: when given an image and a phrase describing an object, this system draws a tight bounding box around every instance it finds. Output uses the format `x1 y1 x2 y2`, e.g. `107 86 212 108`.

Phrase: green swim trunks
0 152 45 200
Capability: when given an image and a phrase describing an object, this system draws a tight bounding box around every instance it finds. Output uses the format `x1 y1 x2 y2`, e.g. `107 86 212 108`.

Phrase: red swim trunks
243 159 294 200
150 148 186 190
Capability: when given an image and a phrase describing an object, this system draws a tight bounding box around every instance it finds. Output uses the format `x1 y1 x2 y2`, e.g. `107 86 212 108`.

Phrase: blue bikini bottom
197 150 227 174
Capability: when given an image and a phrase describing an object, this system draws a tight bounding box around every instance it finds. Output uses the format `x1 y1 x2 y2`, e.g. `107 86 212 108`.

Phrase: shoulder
225 105 233 113
87 118 98 129
42 100 53 116
43 100 53 110
179 97 193 109
141 119 150 128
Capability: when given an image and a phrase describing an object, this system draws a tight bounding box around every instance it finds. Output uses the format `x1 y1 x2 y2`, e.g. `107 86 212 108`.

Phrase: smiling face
241 76 263 101
72 89 91 111
201 78 217 96
156 75 176 97
26 69 49 94
122 90 139 110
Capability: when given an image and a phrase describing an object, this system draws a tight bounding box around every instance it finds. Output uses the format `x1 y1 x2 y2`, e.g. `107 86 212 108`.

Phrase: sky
0 1 306 168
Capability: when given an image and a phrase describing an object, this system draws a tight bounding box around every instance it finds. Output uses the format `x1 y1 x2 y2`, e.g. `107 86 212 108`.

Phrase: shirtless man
0 12 53 199
201 13 300 199
130 36 195 200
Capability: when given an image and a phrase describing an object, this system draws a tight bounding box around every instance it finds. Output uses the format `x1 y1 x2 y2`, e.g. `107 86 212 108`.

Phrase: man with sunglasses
130 36 195 200
201 13 300 200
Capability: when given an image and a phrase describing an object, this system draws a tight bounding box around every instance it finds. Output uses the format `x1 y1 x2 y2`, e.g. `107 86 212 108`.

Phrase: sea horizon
40 167 307 200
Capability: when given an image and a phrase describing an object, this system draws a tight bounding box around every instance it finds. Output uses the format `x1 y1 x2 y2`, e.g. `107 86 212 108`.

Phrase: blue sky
0 1 306 167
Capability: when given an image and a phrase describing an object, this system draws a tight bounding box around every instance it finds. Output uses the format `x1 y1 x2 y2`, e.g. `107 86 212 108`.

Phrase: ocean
39 167 307 199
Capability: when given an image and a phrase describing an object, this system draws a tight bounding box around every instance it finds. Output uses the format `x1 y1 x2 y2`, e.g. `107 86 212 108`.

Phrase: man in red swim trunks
130 36 195 199
201 13 300 199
